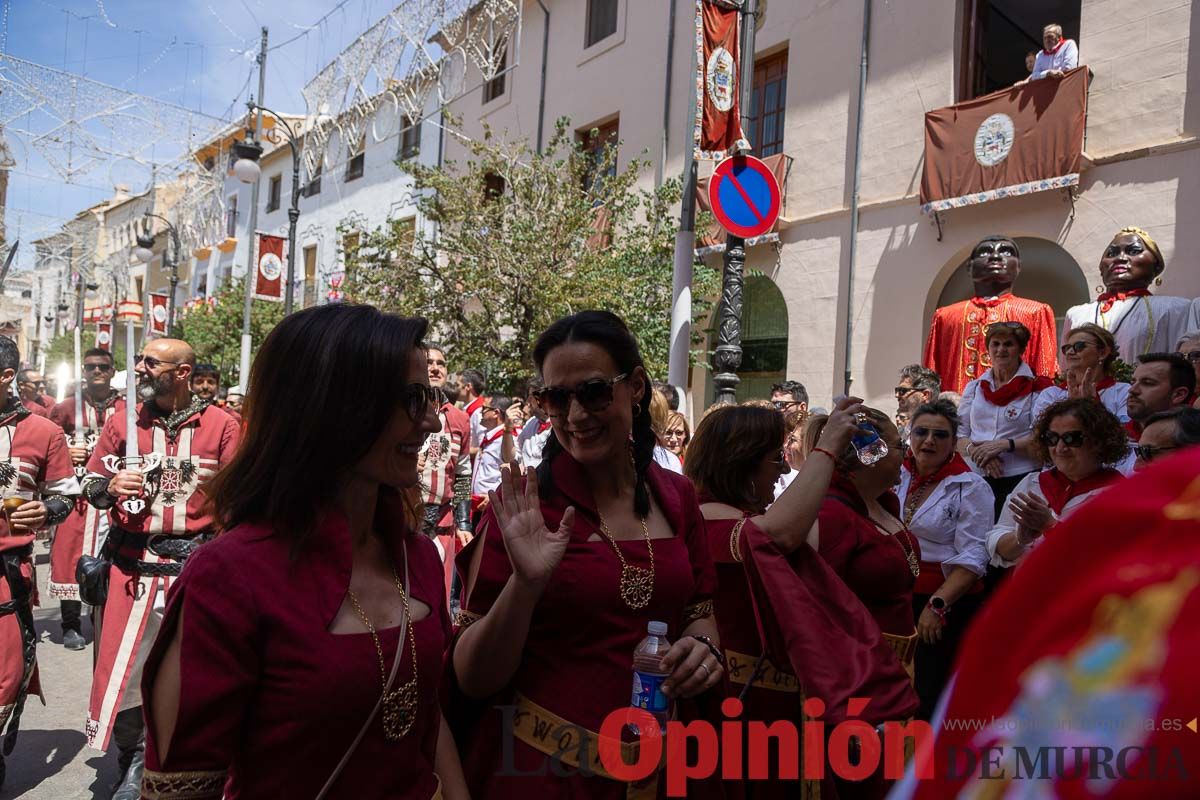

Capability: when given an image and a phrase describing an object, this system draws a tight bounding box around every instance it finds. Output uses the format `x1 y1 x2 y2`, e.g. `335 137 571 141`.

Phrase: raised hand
815 396 865 455
1067 367 1097 400
1011 491 1055 541
488 461 573 590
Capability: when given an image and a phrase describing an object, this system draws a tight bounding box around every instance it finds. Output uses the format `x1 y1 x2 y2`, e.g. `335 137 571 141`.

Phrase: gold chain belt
510 692 658 800
724 649 800 694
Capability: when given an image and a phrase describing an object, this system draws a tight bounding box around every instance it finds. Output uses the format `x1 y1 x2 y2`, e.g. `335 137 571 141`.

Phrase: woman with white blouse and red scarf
897 400 995 720
957 322 1055 520
987 397 1127 568
1033 322 1131 425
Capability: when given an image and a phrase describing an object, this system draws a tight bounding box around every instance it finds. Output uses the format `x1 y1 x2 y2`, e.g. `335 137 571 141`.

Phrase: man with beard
48 348 124 650
417 343 471 605
80 338 239 799
190 363 239 423
924 236 1059 393
0 335 79 789
15 370 51 418
1119 353 1196 474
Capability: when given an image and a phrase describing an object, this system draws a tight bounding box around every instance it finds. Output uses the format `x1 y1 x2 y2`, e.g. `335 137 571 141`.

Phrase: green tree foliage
43 330 127 377
345 118 718 391
175 280 285 387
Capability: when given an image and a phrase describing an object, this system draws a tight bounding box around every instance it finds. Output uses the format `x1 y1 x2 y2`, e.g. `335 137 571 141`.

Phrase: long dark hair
206 304 429 547
532 311 655 517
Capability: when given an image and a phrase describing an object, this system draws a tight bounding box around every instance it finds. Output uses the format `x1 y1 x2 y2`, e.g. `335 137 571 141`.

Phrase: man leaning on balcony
1027 24 1078 81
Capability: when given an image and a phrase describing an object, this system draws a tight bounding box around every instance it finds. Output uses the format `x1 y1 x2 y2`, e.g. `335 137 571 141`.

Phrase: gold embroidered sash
724 649 800 693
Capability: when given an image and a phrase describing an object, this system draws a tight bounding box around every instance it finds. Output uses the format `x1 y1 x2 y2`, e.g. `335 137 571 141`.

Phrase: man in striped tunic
80 338 240 799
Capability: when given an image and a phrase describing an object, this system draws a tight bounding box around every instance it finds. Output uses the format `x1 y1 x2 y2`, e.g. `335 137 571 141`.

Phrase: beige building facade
445 0 1199 412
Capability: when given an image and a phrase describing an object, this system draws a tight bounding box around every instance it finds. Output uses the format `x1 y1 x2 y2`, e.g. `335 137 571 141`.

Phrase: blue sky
3 0 389 267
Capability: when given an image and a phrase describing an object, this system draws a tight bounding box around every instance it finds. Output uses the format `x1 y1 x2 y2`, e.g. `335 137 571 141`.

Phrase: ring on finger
699 663 711 678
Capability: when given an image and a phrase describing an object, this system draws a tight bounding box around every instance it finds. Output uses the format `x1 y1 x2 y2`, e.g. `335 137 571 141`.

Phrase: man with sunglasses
79 338 241 796
1119 353 1197 473
923 236 1059 393
47 348 124 651
469 396 519 520
769 379 808 416
895 365 941 441
1135 407 1200 468
15 369 51 418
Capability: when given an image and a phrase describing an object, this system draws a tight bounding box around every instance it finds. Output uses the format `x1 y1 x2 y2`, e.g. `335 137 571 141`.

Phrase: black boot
109 707 145 800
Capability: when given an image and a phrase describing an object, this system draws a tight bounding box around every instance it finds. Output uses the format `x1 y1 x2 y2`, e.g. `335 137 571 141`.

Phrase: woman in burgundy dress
807 409 921 677
138 304 466 799
451 310 723 798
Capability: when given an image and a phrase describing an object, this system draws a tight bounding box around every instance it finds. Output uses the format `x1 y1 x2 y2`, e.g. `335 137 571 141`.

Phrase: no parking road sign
707 155 781 239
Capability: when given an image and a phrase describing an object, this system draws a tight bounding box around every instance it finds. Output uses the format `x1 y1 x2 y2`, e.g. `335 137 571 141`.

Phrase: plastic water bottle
630 621 672 736
852 422 889 466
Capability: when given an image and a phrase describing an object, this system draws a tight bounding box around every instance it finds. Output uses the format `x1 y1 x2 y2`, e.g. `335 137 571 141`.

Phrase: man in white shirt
470 397 519 513
1029 24 1078 80
516 378 552 469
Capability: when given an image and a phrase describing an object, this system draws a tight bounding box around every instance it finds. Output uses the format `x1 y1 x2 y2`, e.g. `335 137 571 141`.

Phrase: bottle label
631 671 669 715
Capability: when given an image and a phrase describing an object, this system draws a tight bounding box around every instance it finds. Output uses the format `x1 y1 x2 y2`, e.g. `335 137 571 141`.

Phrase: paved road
3 543 121 799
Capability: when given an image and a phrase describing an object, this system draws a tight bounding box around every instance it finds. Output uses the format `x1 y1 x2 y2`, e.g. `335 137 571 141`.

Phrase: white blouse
897 467 995 578
1031 382 1130 425
1063 295 1200 368
958 363 1047 478
985 471 1109 568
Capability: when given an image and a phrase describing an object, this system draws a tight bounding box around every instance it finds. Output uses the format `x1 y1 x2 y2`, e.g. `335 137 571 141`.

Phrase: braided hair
532 311 656 517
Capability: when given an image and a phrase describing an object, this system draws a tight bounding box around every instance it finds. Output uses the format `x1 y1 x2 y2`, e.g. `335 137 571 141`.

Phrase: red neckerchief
1124 420 1143 441
479 426 505 449
902 452 972 497
970 295 1005 309
1037 467 1121 516
1061 375 1118 392
1043 38 1068 56
1097 287 1152 314
537 420 551 434
464 396 486 417
979 372 1056 406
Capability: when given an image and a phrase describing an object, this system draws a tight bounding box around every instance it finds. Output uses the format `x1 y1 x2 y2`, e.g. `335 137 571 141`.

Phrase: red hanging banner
147 293 169 336
693 0 749 161
253 232 286 302
95 322 113 351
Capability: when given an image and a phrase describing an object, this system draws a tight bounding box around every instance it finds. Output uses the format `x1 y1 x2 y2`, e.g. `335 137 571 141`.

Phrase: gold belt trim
140 768 225 800
725 649 800 693
430 775 443 800
511 692 658 800
883 631 918 680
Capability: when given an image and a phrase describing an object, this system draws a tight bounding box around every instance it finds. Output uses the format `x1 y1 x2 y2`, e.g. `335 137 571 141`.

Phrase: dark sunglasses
1134 444 1175 462
1183 351 1200 363
1060 341 1094 356
766 448 787 466
911 426 952 441
135 354 180 370
894 386 917 398
1042 430 1086 448
772 400 800 411
83 362 113 372
533 373 628 417
399 383 438 421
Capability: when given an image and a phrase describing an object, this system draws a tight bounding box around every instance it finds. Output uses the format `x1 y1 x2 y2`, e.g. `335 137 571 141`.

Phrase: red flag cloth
920 66 1088 213
739 518 919 727
978 374 1056 406
909 449 1200 798
147 293 169 336
1098 288 1153 314
694 0 749 160
95 322 113 352
253 233 286 302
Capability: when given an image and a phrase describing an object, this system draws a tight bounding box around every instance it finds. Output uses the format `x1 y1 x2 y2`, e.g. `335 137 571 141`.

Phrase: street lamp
132 212 183 336
233 102 302 315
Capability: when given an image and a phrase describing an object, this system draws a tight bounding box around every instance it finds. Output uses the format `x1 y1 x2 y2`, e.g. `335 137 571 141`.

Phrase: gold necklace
872 513 921 578
346 568 419 740
902 480 934 526
596 512 655 610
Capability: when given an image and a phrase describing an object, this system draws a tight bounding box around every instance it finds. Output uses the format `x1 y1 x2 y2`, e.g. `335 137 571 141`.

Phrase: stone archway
706 274 789 405
932 236 1088 334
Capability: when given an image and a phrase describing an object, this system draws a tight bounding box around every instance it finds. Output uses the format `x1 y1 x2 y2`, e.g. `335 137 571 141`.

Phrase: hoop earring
633 402 643 416
1154 277 1163 286
1095 285 1105 295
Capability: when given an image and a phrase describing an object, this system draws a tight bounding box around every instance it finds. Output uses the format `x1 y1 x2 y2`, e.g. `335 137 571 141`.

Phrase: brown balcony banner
920 66 1088 214
694 0 750 160
694 153 790 252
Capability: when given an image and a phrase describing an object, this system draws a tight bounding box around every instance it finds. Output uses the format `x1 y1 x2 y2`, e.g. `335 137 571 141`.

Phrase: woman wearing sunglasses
685 400 918 798
139 305 467 800
896 400 994 720
450 311 722 799
957 322 1055 519
1033 323 1131 425
987 397 1127 568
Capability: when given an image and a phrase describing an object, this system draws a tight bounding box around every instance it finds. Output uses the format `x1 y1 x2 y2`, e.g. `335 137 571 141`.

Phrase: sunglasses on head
911 426 952 441
1060 341 1094 356
1042 430 1086 448
135 354 180 370
1134 443 1175 462
398 383 438 421
533 374 628 417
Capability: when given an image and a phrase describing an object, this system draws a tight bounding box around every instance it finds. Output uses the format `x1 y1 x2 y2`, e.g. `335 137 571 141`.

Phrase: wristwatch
928 596 949 622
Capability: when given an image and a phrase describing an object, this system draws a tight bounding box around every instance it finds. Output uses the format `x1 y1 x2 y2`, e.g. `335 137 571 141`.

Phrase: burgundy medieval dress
452 456 717 799
817 473 920 671
139 490 450 800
